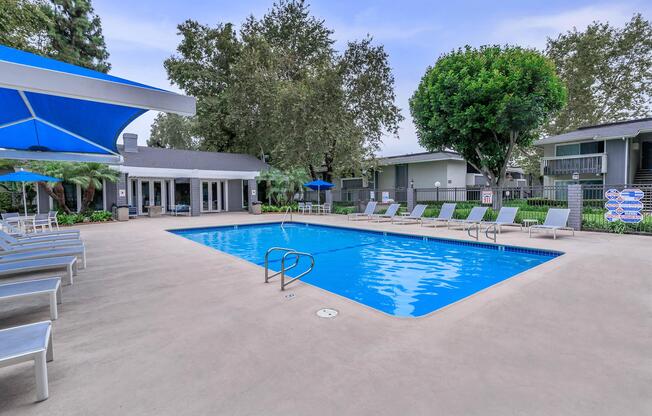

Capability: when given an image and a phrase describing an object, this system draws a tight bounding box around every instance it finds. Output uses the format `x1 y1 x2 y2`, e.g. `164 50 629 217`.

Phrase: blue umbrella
0 169 61 216
0 45 195 163
304 180 334 206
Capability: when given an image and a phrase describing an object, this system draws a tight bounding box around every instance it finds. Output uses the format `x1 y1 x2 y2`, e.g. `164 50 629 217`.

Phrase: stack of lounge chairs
0 219 86 402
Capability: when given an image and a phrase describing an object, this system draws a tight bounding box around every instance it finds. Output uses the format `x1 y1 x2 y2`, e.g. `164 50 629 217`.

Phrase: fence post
567 184 583 231
407 187 416 212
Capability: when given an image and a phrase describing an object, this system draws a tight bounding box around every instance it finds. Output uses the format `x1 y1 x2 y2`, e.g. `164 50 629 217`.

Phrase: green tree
147 113 198 150
28 161 75 213
66 162 118 212
165 0 402 181
257 167 309 205
45 0 110 72
410 45 566 192
0 0 51 53
544 14 652 134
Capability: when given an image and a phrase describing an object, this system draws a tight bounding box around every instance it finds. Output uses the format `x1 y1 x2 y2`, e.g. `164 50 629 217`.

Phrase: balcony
541 153 607 176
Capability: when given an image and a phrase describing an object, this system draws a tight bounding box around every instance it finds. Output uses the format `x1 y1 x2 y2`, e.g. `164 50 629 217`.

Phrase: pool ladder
466 223 497 242
264 247 315 290
280 206 292 229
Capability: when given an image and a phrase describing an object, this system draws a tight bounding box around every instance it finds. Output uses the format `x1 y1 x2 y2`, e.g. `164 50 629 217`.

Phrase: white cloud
101 13 180 53
493 4 634 49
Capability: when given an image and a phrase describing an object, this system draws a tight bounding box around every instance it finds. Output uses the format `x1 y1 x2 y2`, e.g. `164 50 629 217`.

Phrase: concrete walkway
0 213 650 415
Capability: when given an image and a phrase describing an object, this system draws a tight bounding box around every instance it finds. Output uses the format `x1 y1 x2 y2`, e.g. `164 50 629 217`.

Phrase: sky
93 0 651 156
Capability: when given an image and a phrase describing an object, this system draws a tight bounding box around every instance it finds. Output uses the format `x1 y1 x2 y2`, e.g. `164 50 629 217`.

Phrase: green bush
89 211 112 222
57 210 113 225
333 206 355 215
261 204 297 213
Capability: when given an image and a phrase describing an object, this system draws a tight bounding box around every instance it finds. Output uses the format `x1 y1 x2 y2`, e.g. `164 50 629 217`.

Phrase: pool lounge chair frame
0 321 53 402
529 208 575 240
481 207 522 234
392 204 427 225
348 201 377 221
0 245 86 269
0 277 62 320
447 206 488 230
0 256 77 285
421 203 457 228
370 203 400 222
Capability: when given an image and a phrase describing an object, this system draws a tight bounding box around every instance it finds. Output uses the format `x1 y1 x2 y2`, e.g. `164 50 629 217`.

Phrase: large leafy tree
410 45 566 190
147 113 198 150
164 0 402 181
66 162 119 212
0 0 51 53
45 0 110 72
544 14 652 134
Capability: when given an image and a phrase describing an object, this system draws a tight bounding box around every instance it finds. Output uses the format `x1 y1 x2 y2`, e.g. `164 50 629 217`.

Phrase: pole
317 186 320 206
22 181 28 216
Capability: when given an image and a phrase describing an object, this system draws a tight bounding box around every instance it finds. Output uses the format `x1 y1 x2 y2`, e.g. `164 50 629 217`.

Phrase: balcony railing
541 153 607 176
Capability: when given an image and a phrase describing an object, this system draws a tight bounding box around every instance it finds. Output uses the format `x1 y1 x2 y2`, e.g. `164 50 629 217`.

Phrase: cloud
493 4 634 49
101 13 180 53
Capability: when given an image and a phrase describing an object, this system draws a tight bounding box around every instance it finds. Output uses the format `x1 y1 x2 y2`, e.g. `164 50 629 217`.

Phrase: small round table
522 219 538 231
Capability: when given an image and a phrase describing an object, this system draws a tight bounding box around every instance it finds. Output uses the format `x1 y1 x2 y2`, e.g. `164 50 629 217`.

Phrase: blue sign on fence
604 188 644 223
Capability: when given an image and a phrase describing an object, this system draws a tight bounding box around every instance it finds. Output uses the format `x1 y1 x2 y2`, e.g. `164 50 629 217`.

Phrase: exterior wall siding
376 166 396 189
227 179 243 211
605 139 626 185
407 161 448 188
445 160 468 188
190 178 201 216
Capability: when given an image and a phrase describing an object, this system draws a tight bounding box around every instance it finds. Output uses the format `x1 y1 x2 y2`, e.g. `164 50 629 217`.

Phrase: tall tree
544 14 652 134
0 0 51 53
164 0 402 181
147 113 198 150
66 162 119 211
45 0 110 72
410 45 566 191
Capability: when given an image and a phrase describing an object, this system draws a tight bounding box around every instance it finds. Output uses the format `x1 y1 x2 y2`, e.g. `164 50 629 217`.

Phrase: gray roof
377 151 463 166
536 118 652 146
117 146 268 172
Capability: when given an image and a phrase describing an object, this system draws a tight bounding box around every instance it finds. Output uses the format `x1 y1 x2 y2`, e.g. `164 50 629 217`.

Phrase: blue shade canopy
304 180 334 190
0 45 196 163
0 170 61 183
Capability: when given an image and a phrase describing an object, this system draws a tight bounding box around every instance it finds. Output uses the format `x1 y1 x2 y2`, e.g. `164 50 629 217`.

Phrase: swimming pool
170 222 561 317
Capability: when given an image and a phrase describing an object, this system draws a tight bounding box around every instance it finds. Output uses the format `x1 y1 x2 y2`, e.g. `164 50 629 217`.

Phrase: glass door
153 181 163 207
211 182 219 211
202 182 210 211
141 181 150 212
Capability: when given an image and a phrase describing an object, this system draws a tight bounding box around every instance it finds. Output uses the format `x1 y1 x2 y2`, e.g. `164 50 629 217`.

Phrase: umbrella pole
22 181 28 216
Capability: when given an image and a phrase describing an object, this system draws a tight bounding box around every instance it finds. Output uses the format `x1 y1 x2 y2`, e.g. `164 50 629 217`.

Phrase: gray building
535 118 652 186
38 133 267 216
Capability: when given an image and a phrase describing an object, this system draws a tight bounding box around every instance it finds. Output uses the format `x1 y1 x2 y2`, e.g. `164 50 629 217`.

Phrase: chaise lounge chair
0 256 77 285
0 245 86 269
391 204 427 225
421 203 457 228
370 203 400 222
447 206 488 230
348 201 377 221
0 321 53 402
482 207 521 234
0 230 81 248
529 208 574 240
0 277 62 320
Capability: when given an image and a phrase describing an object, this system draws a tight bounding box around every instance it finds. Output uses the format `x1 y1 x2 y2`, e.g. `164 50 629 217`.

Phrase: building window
556 141 604 156
341 178 364 189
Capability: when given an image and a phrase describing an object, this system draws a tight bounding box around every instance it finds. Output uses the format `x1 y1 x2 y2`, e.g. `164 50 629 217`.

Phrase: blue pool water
171 222 561 317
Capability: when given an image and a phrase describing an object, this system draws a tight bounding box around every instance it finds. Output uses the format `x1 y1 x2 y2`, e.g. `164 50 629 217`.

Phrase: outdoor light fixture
410 179 414 188
435 181 441 188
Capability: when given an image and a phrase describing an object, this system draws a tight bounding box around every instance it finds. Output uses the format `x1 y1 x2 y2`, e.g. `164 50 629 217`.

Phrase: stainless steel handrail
466 222 479 240
280 251 315 291
281 206 292 229
264 247 299 283
484 223 497 242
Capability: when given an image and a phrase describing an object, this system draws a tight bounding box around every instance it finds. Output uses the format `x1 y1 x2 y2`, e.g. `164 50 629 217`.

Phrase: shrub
57 210 113 225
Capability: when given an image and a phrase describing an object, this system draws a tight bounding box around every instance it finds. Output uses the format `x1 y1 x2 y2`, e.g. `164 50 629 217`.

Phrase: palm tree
28 161 74 213
67 163 119 212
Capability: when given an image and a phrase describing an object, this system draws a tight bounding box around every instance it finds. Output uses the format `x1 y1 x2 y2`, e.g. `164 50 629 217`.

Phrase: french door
201 180 228 212
129 179 167 214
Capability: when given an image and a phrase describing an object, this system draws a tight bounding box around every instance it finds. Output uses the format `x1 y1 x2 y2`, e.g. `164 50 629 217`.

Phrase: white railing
541 153 607 175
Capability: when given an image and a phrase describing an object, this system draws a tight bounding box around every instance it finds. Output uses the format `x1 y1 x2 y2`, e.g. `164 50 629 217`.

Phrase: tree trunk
81 183 96 212
38 182 72 214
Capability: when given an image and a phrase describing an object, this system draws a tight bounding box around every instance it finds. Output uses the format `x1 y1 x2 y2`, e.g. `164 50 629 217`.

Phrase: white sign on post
481 189 493 205
381 192 390 203
369 191 375 201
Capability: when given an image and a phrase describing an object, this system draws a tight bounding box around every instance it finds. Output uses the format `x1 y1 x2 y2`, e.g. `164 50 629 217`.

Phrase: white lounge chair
0 245 86 269
421 203 456 228
0 277 61 320
0 238 84 254
448 206 488 229
0 230 81 247
348 201 377 221
529 208 574 240
0 321 53 402
0 256 77 285
3 226 80 240
482 207 521 234
392 204 428 225
370 203 400 222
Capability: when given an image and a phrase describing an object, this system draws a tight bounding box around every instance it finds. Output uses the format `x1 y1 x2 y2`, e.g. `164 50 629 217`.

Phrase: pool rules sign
604 188 644 223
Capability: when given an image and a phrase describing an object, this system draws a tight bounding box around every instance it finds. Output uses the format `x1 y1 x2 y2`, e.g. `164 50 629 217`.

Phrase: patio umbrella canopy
0 170 61 216
304 180 334 206
0 45 195 163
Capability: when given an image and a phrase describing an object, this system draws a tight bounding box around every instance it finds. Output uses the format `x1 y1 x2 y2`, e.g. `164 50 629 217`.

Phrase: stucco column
190 178 201 216
325 190 333 206
247 179 257 212
116 173 128 206
567 184 583 231
407 187 415 212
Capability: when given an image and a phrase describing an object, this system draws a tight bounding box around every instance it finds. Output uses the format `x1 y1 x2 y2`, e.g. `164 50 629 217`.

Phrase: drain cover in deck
316 308 338 318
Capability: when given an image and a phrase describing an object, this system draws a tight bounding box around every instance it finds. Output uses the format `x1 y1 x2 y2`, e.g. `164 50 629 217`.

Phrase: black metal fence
328 184 652 235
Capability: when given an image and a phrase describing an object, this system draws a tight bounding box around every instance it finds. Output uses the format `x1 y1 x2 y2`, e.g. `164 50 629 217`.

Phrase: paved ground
0 212 650 415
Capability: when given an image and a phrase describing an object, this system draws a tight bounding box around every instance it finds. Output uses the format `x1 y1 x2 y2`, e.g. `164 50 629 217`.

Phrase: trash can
116 206 129 221
251 201 262 215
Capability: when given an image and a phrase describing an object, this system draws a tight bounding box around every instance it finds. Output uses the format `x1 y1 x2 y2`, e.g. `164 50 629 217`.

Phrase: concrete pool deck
0 212 650 415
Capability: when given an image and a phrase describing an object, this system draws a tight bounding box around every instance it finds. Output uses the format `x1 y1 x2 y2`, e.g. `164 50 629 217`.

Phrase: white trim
113 165 261 180
18 91 36 117
0 60 196 115
553 140 605 157
0 149 123 164
224 180 229 212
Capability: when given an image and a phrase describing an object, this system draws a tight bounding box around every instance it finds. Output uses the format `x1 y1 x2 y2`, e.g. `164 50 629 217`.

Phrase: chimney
123 133 138 153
